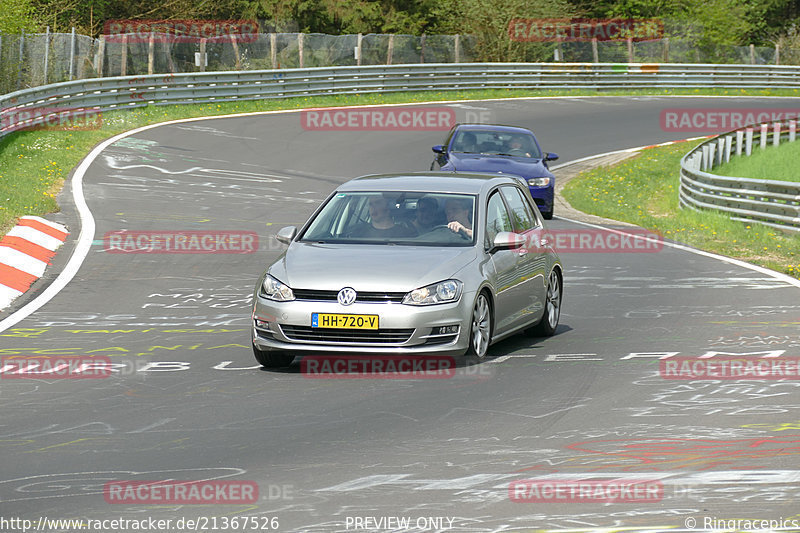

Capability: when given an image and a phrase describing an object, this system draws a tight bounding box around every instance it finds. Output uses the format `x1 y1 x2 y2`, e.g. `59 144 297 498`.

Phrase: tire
465 292 492 360
541 210 553 220
252 344 295 368
526 269 562 337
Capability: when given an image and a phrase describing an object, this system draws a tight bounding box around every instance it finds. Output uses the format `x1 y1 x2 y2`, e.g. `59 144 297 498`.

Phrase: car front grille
280 325 414 345
292 289 406 304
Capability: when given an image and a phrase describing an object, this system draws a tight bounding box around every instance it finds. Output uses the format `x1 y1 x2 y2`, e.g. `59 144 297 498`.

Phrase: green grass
2 84 800 236
562 140 800 279
714 139 800 182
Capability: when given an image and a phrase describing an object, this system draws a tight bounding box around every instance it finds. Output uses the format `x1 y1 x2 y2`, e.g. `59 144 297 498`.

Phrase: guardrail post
702 144 710 170
790 120 797 142
760 123 768 149
592 38 598 63
745 127 753 155
708 143 716 169
724 136 732 163
736 130 744 155
773 122 781 146
715 138 724 165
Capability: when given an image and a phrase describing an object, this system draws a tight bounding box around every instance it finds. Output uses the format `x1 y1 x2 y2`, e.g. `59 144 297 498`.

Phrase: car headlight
527 177 551 187
403 279 463 305
260 275 295 301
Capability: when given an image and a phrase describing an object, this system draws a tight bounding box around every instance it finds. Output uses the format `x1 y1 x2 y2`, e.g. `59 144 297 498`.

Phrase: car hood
449 153 553 178
268 242 478 292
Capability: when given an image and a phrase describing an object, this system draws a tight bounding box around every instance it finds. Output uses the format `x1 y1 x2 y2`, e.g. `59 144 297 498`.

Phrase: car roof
454 124 535 135
338 172 525 194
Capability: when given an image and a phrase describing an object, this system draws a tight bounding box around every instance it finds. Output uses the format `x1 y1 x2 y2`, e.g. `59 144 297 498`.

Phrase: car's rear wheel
526 269 561 337
252 344 295 368
466 292 492 360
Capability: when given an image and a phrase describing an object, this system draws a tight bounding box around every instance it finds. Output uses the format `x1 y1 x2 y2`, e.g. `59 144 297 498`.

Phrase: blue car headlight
527 177 551 187
403 279 463 306
260 275 295 301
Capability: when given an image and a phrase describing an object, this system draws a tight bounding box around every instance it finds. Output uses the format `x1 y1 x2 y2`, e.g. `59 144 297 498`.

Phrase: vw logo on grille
337 287 357 306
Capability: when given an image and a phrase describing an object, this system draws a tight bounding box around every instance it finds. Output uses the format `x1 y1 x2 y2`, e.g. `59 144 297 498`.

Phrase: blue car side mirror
432 145 444 154
545 152 559 161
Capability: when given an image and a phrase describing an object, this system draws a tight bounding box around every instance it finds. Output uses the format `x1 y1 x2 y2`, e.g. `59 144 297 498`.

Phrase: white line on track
2 96 800 332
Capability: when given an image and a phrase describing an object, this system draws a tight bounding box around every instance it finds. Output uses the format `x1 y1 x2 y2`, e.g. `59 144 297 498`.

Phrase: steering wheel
507 148 527 156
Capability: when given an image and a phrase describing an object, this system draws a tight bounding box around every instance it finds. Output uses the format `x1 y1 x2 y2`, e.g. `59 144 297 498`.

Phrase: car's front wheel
466 292 492 359
526 269 561 337
252 344 295 368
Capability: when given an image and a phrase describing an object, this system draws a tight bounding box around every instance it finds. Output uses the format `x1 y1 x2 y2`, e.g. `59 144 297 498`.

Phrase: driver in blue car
506 135 532 157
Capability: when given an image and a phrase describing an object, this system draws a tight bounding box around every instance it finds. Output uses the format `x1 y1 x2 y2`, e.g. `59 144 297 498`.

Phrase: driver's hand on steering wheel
448 221 473 239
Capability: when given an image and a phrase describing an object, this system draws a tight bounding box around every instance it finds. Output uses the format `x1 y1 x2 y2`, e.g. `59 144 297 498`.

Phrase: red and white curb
0 216 69 310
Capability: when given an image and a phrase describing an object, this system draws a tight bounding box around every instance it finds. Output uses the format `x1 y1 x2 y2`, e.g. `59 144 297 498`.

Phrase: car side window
500 186 539 233
485 191 514 248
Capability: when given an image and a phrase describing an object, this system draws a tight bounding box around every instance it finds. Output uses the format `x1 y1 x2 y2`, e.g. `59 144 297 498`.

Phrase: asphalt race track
2 96 800 532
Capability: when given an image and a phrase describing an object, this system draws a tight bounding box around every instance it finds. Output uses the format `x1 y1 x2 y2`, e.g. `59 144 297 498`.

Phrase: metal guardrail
4 62 800 138
679 122 800 233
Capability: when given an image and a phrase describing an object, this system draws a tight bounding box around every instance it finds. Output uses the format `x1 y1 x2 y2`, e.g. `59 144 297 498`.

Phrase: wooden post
454 34 460 63
627 37 633 63
298 33 304 68
591 38 598 63
199 38 206 72
420 34 426 63
69 27 76 80
17 29 24 90
387 34 394 65
121 34 128 76
750 44 755 65
164 34 176 74
230 33 241 70
356 33 362 66
662 37 669 63
775 44 780 65
148 31 155 75
96 34 105 77
270 33 276 68
44 26 50 84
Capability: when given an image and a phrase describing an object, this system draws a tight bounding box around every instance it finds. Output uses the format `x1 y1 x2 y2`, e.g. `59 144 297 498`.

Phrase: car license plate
311 313 379 329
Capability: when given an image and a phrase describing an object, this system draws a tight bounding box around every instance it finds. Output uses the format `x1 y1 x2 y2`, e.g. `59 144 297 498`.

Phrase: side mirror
490 231 526 253
545 152 559 161
275 226 297 245
432 144 445 154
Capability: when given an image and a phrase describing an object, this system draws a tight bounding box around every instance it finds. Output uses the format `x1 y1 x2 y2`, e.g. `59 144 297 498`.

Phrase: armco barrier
679 121 800 233
4 62 800 138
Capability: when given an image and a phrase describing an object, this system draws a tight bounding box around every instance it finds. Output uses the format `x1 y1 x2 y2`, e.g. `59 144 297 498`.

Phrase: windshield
299 191 476 246
451 129 541 158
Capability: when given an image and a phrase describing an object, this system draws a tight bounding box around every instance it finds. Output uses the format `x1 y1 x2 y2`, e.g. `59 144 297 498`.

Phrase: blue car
431 124 558 219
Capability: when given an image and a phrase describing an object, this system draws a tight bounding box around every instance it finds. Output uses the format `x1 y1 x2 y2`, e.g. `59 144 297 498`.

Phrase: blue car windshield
451 130 541 158
299 192 476 246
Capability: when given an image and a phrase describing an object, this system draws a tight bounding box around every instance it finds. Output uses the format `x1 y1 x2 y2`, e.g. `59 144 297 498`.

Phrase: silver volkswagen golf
251 173 562 367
